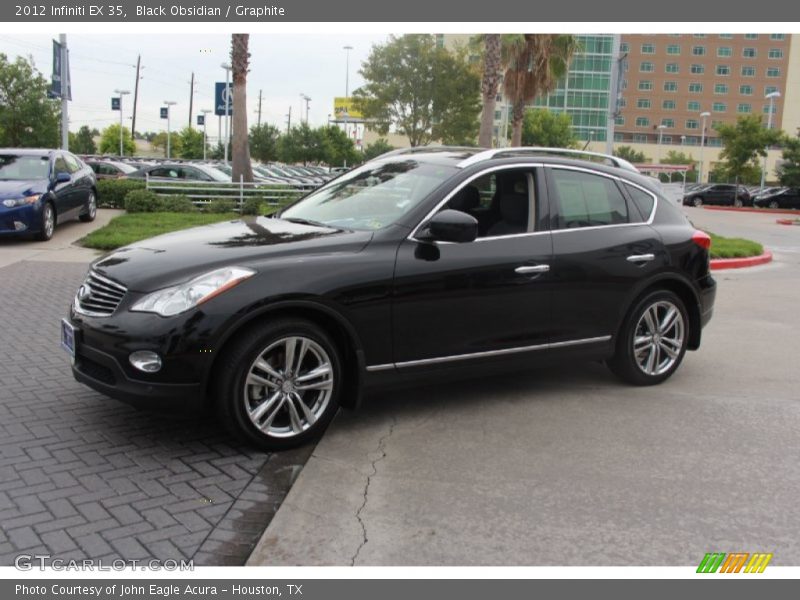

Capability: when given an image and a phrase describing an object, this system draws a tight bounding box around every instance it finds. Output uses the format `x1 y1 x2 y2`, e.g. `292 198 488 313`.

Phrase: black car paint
753 188 800 209
66 154 715 412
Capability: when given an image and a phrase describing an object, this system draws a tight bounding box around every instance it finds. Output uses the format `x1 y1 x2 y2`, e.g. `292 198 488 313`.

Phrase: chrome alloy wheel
43 204 55 238
88 193 96 218
243 336 334 438
633 300 685 376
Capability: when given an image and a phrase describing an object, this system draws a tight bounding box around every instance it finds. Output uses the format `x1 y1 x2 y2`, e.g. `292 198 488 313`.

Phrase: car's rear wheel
692 197 703 207
733 198 744 208
769 200 779 209
215 319 342 450
608 290 689 386
35 202 55 241
79 192 97 222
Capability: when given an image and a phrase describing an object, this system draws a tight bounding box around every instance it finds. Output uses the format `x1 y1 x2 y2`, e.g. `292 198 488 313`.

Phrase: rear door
546 166 665 344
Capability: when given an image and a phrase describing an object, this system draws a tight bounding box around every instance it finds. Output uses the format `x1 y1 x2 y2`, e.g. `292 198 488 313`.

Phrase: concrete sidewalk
247 212 800 566
0 208 120 268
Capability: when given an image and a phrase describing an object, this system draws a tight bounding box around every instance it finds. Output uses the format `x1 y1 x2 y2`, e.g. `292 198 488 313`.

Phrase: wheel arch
204 300 366 410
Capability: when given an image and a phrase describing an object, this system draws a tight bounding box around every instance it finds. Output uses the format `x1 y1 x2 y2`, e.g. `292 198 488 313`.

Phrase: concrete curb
710 250 773 270
702 206 800 216
776 218 800 226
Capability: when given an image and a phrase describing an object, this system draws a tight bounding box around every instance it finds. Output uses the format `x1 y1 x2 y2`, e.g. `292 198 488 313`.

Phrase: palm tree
231 33 254 183
503 34 578 147
478 34 502 148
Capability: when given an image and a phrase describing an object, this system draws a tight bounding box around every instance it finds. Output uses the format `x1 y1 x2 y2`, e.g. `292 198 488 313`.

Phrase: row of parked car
682 183 800 209
83 157 337 187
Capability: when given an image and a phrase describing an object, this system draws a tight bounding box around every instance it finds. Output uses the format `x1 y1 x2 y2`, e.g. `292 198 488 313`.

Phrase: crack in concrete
350 417 396 566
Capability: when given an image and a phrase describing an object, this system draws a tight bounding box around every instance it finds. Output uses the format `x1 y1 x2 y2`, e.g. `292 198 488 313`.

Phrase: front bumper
0 203 41 235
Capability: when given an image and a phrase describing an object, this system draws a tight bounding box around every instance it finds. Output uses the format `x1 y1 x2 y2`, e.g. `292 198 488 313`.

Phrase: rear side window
623 183 656 221
550 169 629 229
64 154 81 173
54 155 69 175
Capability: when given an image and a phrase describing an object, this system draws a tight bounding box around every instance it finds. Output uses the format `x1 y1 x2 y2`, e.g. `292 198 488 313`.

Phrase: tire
733 198 743 208
79 191 97 222
607 290 689 386
35 202 55 241
692 197 703 207
215 318 342 451
769 200 779 209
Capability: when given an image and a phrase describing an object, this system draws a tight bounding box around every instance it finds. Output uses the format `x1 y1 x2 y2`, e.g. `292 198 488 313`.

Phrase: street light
163 101 177 159
221 63 232 164
342 45 354 165
657 124 667 163
699 111 711 183
113 89 130 156
201 108 212 161
760 90 781 193
300 93 311 124
681 135 686 146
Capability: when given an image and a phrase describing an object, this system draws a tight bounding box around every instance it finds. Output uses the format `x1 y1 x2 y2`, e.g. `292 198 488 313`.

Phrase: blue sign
160 107 168 119
111 97 120 111
49 39 72 100
215 82 233 116
197 114 205 126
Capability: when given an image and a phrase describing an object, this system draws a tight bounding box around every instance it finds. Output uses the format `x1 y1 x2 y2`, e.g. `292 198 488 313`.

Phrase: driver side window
54 155 69 176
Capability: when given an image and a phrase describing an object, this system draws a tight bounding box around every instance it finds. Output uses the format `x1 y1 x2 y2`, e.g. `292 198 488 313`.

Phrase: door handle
515 264 550 274
627 253 655 263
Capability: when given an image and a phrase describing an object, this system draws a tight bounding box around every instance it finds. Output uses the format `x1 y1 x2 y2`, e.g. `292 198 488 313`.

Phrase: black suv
62 147 716 450
682 183 752 207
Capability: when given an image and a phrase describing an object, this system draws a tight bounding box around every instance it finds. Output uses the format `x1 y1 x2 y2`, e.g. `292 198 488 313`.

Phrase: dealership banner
4 0 800 21
48 39 71 100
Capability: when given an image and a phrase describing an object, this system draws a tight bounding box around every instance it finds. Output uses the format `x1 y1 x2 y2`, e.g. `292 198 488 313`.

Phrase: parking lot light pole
164 101 177 159
657 124 667 163
761 90 781 193
201 109 212 160
114 89 130 156
343 45 353 162
300 94 311 124
221 63 232 164
699 111 711 183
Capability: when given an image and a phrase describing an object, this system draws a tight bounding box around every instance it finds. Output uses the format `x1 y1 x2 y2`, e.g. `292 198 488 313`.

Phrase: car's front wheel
692 197 703 207
769 200 779 209
36 202 55 241
608 290 689 386
215 319 342 450
79 192 97 222
733 197 744 208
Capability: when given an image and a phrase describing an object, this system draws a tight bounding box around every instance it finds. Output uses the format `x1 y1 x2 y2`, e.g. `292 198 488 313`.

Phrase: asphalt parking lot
1 207 798 567
249 207 800 566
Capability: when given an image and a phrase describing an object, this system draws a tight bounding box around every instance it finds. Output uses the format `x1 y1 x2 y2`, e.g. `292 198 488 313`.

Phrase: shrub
205 198 237 213
241 196 265 216
96 179 145 208
124 190 162 213
160 195 197 213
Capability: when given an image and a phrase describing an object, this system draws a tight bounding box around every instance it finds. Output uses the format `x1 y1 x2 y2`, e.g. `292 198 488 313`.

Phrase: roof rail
376 145 482 160
456 147 639 173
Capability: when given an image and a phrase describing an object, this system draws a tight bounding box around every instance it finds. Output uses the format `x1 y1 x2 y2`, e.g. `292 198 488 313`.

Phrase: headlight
2 194 41 208
130 266 256 317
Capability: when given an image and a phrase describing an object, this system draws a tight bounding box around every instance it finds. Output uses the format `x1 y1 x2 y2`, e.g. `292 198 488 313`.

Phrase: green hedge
96 179 146 208
124 190 162 213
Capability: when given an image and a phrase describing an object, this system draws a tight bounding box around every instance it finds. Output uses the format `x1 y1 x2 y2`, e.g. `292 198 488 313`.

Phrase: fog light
129 351 162 373
14 221 27 231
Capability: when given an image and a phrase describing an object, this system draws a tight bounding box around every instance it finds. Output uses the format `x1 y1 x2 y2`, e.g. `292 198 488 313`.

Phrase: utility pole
188 72 195 128
131 55 141 143
286 106 292 133
59 34 69 150
257 89 263 127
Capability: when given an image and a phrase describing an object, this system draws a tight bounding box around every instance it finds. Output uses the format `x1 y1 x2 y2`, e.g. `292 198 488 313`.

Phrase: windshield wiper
282 217 334 228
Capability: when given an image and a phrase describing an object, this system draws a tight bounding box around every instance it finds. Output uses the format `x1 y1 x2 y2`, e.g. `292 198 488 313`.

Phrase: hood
91 216 373 292
0 180 47 200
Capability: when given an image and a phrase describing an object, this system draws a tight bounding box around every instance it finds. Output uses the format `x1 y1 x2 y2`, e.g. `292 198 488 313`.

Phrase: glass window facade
766 67 781 77
665 63 679 73
742 66 756 77
663 81 678 92
663 100 676 110
737 103 752 113
689 83 704 93
686 119 699 129
739 85 753 95
712 102 727 112
716 65 731 76
692 46 706 56
667 44 681 55
717 47 732 57
768 49 784 59
687 101 701 111
636 116 650 127
742 47 757 58
637 98 651 109
641 43 655 54
640 61 654 72
714 83 729 94
690 64 705 74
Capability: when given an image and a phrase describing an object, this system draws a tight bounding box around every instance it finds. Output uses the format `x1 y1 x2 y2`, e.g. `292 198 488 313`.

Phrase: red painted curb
776 219 799 226
702 206 800 216
710 251 773 270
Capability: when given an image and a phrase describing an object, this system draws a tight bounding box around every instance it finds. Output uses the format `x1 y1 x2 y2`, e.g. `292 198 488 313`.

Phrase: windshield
197 165 230 181
0 154 50 180
280 159 456 231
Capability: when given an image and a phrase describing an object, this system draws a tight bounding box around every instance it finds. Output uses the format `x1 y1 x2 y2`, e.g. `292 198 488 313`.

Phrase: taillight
692 230 711 250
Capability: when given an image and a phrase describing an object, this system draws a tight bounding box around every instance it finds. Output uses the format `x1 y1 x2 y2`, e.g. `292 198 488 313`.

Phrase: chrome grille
74 271 127 317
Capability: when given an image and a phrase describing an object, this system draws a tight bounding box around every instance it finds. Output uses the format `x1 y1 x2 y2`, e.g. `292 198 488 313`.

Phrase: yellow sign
333 97 363 120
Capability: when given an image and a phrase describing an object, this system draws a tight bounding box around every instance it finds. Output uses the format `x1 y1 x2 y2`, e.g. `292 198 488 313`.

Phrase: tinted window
150 168 180 178
54 155 69 175
623 183 655 221
551 169 629 229
64 154 81 173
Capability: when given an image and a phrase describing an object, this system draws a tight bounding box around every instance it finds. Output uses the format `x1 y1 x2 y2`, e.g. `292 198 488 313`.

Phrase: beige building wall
783 35 800 137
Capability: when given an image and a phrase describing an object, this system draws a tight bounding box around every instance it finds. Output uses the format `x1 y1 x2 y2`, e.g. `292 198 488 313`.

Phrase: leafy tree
0 53 60 147
777 133 800 187
177 126 205 159
278 123 326 164
353 34 481 147
98 124 136 156
249 123 281 163
70 125 97 155
150 131 182 158
231 33 254 182
210 141 226 160
662 150 694 165
503 35 578 146
614 146 647 163
716 116 782 186
320 125 359 167
362 138 394 161
520 109 577 148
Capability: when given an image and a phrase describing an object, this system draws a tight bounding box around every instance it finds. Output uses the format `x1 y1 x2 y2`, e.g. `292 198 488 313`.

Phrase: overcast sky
0 33 390 140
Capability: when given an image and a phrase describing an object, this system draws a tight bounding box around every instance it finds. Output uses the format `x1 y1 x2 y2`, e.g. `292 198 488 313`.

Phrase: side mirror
55 172 71 183
418 209 478 244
